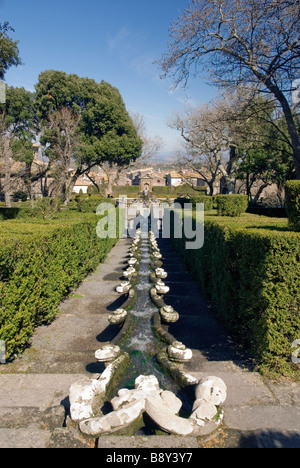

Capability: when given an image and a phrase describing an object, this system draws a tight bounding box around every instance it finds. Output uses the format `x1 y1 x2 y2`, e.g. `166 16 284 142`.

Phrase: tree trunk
105 175 114 198
24 161 33 202
3 134 12 208
219 167 236 194
265 78 300 179
246 173 251 199
100 163 121 198
64 170 81 205
226 178 236 194
41 174 49 198
206 179 215 196
293 147 300 180
253 182 271 203
4 191 11 208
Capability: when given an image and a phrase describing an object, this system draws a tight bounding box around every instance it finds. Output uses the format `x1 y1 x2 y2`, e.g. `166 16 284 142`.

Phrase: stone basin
95 344 121 362
167 341 193 362
128 258 138 266
123 267 136 278
155 268 168 279
160 305 179 323
116 282 131 294
108 309 128 324
155 279 169 294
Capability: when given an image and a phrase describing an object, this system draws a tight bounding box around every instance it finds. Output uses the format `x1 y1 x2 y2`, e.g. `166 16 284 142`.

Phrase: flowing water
108 220 195 434
115 228 179 394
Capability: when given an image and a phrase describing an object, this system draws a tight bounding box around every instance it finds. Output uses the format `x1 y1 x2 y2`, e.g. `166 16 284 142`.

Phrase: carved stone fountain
69 224 227 439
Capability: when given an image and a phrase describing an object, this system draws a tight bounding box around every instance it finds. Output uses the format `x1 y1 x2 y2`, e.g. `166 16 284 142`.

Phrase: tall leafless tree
130 112 163 165
159 0 300 178
41 107 81 202
170 105 229 194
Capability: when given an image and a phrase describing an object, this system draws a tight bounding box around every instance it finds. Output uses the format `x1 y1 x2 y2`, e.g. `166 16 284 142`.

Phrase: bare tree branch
158 0 300 177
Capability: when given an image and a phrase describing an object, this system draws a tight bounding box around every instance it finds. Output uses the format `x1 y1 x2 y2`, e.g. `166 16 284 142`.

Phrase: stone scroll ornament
69 228 227 437
70 374 227 437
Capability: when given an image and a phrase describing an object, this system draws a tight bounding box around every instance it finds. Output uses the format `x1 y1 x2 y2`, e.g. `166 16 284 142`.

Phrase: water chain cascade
69 220 227 439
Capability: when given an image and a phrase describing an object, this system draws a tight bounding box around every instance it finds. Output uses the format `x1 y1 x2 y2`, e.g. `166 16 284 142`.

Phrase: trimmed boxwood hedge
189 195 214 211
285 180 300 232
216 194 248 217
175 195 215 211
0 212 119 360
170 211 300 376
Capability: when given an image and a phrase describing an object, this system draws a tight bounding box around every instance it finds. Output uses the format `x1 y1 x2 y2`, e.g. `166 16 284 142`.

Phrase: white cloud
130 53 156 77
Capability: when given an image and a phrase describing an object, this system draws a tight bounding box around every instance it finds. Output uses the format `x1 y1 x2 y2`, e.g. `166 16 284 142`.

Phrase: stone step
0 427 94 449
0 405 95 448
0 428 53 448
0 406 65 429
97 435 199 449
0 406 65 449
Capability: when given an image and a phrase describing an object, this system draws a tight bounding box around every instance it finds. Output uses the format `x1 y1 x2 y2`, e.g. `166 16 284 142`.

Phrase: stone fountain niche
69 224 227 440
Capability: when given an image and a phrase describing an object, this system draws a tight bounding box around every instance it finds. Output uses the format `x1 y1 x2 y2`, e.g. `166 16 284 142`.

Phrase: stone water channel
115 232 180 397
68 213 228 440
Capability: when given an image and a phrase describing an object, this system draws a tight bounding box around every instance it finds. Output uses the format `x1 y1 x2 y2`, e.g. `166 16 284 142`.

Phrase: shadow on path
155 237 254 371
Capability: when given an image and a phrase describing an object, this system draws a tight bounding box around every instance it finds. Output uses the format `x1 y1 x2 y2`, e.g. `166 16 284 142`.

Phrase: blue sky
1 0 217 161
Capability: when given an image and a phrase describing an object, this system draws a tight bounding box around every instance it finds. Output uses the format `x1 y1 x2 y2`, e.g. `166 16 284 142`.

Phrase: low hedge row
246 204 287 218
285 180 300 231
175 194 248 215
152 185 206 196
189 195 214 211
0 213 119 360
69 196 115 213
0 197 115 220
216 194 248 217
170 211 300 376
0 206 39 220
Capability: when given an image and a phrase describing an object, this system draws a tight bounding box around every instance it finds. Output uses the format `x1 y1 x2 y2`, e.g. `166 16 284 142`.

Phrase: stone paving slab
189 371 275 407
97 435 199 449
224 405 300 432
197 427 300 448
59 296 116 315
0 374 83 407
167 315 231 350
0 428 52 449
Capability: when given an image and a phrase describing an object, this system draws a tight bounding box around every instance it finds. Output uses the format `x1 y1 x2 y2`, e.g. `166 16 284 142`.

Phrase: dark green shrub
87 185 100 195
0 208 20 220
189 195 214 211
216 194 248 217
152 185 206 197
170 211 300 376
112 185 140 197
0 206 41 220
247 204 287 218
174 196 191 208
75 197 97 212
35 197 62 219
74 196 114 212
152 186 176 195
0 213 119 360
285 180 300 231
12 191 28 202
